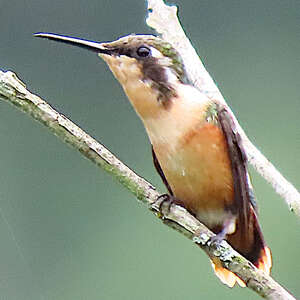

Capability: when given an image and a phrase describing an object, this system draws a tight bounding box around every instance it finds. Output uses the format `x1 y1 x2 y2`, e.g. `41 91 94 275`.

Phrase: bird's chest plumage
133 82 236 228
151 120 235 227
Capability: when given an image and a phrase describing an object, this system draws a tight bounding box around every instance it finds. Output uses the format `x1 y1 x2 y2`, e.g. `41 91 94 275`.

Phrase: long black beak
34 32 112 54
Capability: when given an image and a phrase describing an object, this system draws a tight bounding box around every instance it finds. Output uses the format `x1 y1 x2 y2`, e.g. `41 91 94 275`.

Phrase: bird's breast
152 121 235 227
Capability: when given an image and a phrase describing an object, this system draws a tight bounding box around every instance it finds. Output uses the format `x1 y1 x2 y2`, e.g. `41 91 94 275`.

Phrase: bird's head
34 33 187 117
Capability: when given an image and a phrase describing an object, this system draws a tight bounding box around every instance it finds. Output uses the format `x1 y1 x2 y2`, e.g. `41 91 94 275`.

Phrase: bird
34 32 272 287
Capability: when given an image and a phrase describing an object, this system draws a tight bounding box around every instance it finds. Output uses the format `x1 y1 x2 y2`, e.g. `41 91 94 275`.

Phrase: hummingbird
34 32 272 287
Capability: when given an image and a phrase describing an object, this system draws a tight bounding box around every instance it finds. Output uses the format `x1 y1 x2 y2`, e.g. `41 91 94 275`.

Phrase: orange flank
152 122 234 217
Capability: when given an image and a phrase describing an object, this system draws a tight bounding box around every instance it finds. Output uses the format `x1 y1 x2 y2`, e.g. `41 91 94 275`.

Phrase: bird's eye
136 46 151 57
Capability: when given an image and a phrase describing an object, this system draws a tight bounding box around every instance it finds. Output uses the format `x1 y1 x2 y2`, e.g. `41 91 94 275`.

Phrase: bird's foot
155 194 185 215
209 216 236 245
209 231 227 245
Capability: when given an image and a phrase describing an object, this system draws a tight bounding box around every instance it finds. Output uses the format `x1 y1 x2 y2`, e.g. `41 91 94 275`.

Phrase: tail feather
257 246 272 275
211 246 272 288
211 259 246 288
211 207 272 287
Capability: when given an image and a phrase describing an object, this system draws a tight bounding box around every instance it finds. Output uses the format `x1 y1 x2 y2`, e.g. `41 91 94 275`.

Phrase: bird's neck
140 83 211 148
102 52 211 145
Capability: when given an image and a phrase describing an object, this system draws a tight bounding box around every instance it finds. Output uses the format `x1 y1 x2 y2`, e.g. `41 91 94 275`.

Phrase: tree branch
146 0 300 216
0 70 296 299
0 1 298 299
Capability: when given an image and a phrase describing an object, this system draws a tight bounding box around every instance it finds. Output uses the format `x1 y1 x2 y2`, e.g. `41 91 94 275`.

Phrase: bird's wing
151 146 173 196
216 105 256 236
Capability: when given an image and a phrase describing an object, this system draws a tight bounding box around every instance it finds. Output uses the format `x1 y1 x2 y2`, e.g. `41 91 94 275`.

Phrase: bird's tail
211 207 272 287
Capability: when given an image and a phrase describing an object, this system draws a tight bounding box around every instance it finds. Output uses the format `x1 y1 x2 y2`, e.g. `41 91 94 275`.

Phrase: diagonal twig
0 70 296 300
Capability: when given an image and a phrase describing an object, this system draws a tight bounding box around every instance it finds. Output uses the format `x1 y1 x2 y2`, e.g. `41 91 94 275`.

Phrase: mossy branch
0 70 296 300
0 1 298 299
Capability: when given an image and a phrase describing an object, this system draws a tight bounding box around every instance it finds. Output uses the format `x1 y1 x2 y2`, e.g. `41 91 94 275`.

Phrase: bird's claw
155 194 185 215
156 194 173 214
209 233 226 246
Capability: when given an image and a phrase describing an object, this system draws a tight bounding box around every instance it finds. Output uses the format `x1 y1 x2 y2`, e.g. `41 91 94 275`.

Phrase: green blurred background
0 0 299 299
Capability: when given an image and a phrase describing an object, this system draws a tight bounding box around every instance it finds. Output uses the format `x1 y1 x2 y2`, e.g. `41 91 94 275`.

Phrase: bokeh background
0 0 299 299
